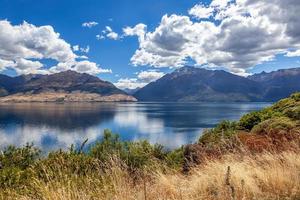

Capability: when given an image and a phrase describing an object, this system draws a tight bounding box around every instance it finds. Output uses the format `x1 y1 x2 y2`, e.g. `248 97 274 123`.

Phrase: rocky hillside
0 71 136 102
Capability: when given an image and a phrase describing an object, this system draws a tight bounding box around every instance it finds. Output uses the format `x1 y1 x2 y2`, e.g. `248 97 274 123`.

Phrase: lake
0 102 271 152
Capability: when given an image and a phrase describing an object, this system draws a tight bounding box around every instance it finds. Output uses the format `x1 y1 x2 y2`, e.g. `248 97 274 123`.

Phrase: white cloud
286 50 300 57
123 23 147 42
15 58 47 75
98 26 120 40
115 70 165 89
73 60 112 74
0 20 110 75
72 45 90 53
125 0 300 75
137 70 164 82
49 60 112 75
114 78 146 90
96 34 105 40
188 4 214 19
0 59 15 71
82 21 98 28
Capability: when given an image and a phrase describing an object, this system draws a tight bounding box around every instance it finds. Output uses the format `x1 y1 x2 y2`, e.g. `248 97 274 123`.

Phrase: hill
0 71 136 102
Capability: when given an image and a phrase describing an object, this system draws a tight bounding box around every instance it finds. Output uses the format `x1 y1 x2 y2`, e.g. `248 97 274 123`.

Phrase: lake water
0 102 271 152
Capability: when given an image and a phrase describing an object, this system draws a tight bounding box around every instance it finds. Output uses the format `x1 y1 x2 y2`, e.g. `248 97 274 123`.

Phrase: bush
33 151 100 182
0 144 40 170
0 144 40 189
199 121 238 145
238 107 283 131
251 117 298 135
89 129 179 171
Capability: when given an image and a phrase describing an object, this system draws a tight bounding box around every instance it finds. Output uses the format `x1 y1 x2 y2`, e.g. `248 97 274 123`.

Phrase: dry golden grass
2 151 300 200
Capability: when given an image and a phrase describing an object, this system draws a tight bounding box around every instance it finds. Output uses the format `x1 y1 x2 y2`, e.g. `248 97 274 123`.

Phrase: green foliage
291 92 300 101
199 121 238 145
165 147 184 170
0 144 39 189
238 107 283 131
34 150 100 182
251 117 297 135
89 129 183 170
238 111 261 131
0 144 40 170
198 92 300 147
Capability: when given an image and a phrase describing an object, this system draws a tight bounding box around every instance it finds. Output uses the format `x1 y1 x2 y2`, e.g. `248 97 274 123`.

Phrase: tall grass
1 151 300 200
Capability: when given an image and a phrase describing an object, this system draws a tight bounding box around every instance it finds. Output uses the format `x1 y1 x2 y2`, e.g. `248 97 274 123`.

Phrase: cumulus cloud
188 4 214 19
114 78 146 90
49 60 112 75
123 23 147 42
115 70 164 89
97 26 120 40
286 50 300 57
72 45 90 53
125 0 300 75
0 20 110 75
82 21 98 28
137 70 165 82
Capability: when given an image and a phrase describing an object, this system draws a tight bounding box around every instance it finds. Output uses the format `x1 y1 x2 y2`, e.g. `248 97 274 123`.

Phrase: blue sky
0 0 300 89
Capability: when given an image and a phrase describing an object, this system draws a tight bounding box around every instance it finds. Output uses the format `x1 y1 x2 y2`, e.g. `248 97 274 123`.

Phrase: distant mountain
134 67 300 102
248 68 300 101
134 67 262 102
0 70 136 102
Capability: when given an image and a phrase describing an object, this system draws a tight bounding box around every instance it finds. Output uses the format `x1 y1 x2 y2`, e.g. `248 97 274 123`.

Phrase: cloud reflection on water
0 102 271 152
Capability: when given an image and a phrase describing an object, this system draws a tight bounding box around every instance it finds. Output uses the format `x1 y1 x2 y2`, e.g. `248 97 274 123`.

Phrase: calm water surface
0 102 271 152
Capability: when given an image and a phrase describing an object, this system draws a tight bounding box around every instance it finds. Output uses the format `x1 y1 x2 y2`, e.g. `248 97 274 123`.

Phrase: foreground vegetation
0 93 300 200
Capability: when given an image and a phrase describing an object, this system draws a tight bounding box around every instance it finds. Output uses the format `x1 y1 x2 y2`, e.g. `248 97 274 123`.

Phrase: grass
0 93 300 199
1 151 300 200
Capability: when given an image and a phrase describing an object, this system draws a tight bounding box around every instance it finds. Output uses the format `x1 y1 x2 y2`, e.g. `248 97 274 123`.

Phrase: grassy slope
0 93 299 200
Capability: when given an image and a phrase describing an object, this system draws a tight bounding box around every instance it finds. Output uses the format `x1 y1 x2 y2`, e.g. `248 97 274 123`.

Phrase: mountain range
0 70 136 102
133 67 300 102
0 67 299 102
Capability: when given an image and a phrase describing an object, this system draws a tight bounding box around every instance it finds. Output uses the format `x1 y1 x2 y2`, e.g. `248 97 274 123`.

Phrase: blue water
0 102 271 152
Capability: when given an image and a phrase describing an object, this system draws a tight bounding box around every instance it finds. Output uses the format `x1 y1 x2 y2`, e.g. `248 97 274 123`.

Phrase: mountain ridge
0 70 136 102
134 66 300 102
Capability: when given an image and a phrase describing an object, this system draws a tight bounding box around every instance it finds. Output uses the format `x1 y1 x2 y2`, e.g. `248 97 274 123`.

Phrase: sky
0 0 300 89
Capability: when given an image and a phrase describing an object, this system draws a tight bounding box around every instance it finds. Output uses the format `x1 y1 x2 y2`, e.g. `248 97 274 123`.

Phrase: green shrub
165 147 184 170
238 107 283 131
199 121 238 145
0 144 40 170
0 167 33 188
34 151 100 182
238 111 261 131
284 106 300 120
89 129 183 171
251 117 297 135
0 144 39 189
89 130 169 170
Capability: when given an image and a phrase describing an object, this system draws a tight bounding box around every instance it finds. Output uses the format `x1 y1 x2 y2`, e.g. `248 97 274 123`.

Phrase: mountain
134 67 300 102
248 68 300 101
0 70 136 102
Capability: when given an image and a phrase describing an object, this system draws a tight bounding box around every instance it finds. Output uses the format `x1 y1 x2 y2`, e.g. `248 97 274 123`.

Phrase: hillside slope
0 71 136 102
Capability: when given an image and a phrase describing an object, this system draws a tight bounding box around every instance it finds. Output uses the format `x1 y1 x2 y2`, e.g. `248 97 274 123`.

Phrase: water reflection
0 102 271 152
